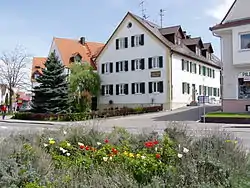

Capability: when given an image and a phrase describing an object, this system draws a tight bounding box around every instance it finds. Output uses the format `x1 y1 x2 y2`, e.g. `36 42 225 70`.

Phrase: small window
101 62 113 74
127 22 132 28
240 33 250 50
101 85 113 96
34 73 39 79
131 34 144 47
182 82 190 94
116 84 128 95
116 37 128 50
132 82 145 94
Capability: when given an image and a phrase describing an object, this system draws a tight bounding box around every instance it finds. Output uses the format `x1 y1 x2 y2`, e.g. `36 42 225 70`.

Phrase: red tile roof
31 38 104 79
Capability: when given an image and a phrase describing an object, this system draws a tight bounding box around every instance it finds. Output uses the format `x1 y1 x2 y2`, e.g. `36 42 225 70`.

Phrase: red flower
104 139 109 143
153 140 159 145
112 148 118 155
85 146 90 150
79 145 85 149
144 141 154 148
155 153 161 159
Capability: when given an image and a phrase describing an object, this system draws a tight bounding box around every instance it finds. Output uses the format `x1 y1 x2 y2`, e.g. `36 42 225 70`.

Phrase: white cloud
206 0 235 20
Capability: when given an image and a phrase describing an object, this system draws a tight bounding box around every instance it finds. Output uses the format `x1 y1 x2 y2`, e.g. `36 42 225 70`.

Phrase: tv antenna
139 0 149 20
159 9 166 28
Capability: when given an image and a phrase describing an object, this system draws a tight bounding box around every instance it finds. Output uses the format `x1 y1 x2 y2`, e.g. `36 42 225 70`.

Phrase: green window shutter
212 70 215 78
194 64 197 73
199 85 201 95
199 65 201 74
190 62 192 72
187 61 189 72
187 83 190 94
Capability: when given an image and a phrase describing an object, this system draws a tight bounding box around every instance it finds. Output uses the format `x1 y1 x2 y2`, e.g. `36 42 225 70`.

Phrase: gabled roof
182 37 204 48
54 37 104 68
221 0 237 24
159 25 185 38
203 43 214 53
32 57 47 74
96 12 221 69
31 38 104 76
210 0 250 31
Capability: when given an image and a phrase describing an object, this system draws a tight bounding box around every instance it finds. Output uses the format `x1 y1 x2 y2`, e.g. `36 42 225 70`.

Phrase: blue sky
0 0 234 58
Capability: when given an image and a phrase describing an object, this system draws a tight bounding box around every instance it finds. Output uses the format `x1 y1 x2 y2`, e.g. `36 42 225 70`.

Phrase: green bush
0 125 249 187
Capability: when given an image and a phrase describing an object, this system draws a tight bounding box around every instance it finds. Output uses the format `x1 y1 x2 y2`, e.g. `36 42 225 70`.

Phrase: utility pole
159 9 166 28
139 0 149 20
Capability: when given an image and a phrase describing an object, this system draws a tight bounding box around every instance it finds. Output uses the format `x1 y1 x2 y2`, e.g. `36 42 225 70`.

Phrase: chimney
183 31 187 37
79 37 85 45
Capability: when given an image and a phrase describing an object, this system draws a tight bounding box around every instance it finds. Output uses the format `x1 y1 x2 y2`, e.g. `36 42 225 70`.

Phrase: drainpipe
212 32 223 111
170 50 173 111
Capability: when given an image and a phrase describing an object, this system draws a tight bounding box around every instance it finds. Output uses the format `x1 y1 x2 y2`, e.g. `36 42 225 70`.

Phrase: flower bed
12 105 163 121
0 126 248 187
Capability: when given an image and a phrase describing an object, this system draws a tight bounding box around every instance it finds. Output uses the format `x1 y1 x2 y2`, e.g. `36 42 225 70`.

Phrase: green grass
205 112 250 118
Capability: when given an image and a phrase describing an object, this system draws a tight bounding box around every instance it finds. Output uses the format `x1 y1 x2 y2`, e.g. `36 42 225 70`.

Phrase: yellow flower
123 151 128 156
136 154 141 158
129 153 134 158
67 143 71 147
49 140 55 144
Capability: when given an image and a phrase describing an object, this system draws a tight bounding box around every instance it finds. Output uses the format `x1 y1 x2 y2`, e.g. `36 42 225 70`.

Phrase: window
101 85 113 96
116 37 128 50
131 58 145 71
181 59 190 72
182 82 190 94
149 81 164 93
196 47 201 56
132 82 145 94
213 88 217 97
202 66 206 76
212 70 215 78
190 62 196 73
101 62 113 74
148 56 163 69
131 34 144 47
207 52 211 60
34 73 39 79
116 84 129 95
176 37 181 45
116 61 128 72
240 33 250 50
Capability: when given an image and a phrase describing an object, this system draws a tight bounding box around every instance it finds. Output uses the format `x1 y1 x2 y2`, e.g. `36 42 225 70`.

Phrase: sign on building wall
151 71 161 78
238 71 250 81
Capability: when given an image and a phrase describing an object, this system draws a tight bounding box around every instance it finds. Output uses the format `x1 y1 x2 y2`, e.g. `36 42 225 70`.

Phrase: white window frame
152 57 160 68
184 61 189 71
134 59 141 70
183 83 188 94
134 35 142 47
196 47 201 56
239 32 250 50
118 38 126 49
191 63 196 73
118 61 126 72
104 63 110 73
134 83 141 94
152 82 159 93
119 84 125 95
104 85 110 96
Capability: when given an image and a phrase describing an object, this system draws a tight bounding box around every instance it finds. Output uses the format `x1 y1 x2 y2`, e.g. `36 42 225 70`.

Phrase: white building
211 0 250 112
96 12 221 110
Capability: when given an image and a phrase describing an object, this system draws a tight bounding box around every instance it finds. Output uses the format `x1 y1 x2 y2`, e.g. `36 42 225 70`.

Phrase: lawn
205 112 250 118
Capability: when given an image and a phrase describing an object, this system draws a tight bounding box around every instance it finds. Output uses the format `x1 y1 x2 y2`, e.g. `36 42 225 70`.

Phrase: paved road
1 105 250 149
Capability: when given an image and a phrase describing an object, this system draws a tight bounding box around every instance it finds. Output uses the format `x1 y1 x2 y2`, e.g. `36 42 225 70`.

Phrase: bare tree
0 46 31 111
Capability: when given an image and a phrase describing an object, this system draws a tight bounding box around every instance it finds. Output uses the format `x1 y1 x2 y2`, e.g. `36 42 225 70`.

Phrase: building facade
211 0 250 112
96 12 221 111
31 37 104 88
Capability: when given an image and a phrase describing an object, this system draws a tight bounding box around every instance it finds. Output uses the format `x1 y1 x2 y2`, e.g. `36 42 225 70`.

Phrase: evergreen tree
32 52 69 114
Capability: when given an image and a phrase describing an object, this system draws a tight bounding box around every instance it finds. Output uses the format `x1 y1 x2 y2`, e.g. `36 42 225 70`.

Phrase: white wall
97 15 167 106
232 25 250 66
223 0 250 23
172 54 221 109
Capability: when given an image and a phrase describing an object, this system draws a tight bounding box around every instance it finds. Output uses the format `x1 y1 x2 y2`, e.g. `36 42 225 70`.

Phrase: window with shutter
125 61 128 71
158 81 163 93
140 59 145 70
131 60 135 71
148 58 152 69
131 36 135 47
182 83 185 94
102 63 112 74
124 37 128 48
116 38 127 49
102 85 113 96
182 59 185 70
140 83 145 94
109 63 113 73
124 84 129 95
159 56 163 68
149 82 153 93
101 64 105 74
116 85 119 95
109 85 113 95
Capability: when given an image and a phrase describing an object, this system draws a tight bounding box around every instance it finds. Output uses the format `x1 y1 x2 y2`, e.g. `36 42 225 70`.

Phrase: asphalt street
1 105 250 149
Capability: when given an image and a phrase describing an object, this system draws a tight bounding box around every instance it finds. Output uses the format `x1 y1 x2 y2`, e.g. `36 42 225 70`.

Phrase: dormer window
34 73 39 79
75 54 82 62
196 47 201 56
207 52 211 60
70 53 82 63
176 37 181 45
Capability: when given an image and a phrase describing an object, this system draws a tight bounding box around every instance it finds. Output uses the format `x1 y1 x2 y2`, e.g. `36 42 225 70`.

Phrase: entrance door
91 97 98 111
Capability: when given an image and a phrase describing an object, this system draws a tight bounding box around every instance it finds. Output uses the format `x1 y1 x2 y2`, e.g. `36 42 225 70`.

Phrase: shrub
0 124 249 187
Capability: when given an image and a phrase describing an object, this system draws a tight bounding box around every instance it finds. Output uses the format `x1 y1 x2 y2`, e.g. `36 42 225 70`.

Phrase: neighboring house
96 12 222 111
0 84 9 104
210 0 250 112
31 37 104 87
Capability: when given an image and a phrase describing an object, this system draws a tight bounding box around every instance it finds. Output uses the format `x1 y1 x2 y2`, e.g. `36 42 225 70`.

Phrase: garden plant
0 124 250 188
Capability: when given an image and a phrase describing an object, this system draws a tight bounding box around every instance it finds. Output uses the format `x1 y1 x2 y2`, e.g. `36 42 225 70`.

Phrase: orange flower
112 148 118 155
155 153 161 159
